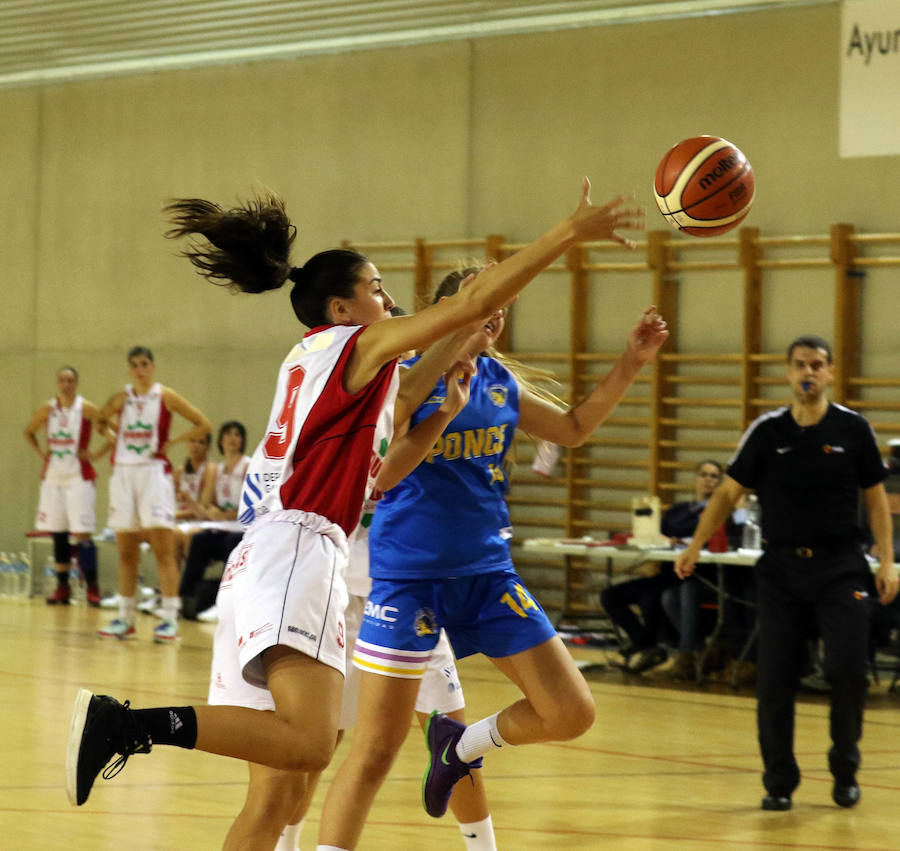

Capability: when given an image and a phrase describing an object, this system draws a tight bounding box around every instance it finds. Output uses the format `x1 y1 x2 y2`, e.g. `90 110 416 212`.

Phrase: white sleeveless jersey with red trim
215 455 251 511
112 382 172 470
239 324 398 537
43 395 96 482
179 459 207 504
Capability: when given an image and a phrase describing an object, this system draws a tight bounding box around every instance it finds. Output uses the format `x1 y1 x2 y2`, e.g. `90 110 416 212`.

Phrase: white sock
275 818 304 850
118 596 136 623
315 846 350 851
456 713 509 763
161 596 180 624
459 815 497 850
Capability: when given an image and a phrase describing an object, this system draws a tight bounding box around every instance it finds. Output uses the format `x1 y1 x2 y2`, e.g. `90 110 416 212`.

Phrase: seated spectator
179 421 249 621
660 459 749 680
600 559 679 673
172 432 212 568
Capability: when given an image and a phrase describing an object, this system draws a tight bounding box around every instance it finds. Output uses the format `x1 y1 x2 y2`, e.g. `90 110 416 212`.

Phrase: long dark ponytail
164 193 368 328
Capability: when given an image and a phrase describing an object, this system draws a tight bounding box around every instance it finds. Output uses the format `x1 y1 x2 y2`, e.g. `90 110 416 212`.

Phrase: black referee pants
755 549 872 795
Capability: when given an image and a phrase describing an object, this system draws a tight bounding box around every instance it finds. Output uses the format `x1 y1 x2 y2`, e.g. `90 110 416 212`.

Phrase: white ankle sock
456 713 509 763
161 596 179 623
118 596 136 623
459 815 497 850
315 846 350 851
275 818 304 850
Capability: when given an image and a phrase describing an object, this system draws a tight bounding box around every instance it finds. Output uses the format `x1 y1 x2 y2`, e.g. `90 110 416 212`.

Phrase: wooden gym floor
4 599 900 850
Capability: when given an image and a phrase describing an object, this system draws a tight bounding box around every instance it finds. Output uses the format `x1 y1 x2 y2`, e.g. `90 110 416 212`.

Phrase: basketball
653 135 755 237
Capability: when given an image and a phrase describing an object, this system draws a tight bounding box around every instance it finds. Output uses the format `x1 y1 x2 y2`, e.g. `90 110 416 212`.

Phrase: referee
674 335 899 811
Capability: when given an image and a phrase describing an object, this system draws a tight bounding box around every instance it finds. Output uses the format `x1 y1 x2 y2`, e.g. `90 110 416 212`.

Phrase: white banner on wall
840 0 900 157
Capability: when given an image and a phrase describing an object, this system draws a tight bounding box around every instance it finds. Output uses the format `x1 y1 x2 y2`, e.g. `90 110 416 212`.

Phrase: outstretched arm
517 306 668 446
352 181 645 390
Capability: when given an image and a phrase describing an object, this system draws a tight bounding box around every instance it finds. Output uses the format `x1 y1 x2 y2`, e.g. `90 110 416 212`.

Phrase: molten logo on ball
698 154 739 191
653 136 755 237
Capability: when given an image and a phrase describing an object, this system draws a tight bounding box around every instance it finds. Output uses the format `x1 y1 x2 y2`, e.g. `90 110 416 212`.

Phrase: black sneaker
833 781 861 808
66 688 152 806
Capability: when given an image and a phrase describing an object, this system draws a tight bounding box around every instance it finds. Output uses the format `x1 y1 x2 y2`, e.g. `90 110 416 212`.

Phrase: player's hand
440 361 474 417
626 306 669 364
570 179 645 248
876 562 899 605
674 546 700 579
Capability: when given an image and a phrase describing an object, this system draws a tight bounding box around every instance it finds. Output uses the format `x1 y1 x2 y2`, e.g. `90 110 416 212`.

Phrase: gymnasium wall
3 2 898 551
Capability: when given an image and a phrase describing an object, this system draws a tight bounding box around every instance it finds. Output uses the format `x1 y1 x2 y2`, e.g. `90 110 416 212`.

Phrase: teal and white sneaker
97 619 136 640
152 620 179 644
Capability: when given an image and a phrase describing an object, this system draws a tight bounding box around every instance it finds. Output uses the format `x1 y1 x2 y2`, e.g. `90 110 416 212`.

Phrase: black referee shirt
727 403 886 547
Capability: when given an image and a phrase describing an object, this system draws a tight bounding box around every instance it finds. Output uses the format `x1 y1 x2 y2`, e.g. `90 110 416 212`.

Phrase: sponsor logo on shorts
365 600 399 622
287 625 318 642
223 544 251 582
248 622 274 640
337 620 345 649
414 607 437 637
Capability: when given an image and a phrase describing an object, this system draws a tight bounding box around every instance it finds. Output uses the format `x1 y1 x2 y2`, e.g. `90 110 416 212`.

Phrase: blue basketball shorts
353 567 557 678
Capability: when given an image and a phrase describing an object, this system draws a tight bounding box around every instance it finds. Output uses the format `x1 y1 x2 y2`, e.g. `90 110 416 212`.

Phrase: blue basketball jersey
369 355 519 580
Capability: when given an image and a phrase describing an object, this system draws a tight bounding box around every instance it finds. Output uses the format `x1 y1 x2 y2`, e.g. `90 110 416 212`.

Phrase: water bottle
742 493 762 551
43 555 57 599
18 552 32 598
532 441 562 478
0 553 11 598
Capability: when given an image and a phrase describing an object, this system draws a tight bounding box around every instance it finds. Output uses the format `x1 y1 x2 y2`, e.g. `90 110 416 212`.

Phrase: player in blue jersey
317 270 669 850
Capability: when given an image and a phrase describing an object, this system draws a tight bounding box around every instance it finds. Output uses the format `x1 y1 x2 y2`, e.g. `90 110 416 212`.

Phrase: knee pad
52 532 71 566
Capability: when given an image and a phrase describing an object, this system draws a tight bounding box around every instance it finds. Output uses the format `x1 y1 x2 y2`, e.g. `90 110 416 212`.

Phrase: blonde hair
433 264 567 474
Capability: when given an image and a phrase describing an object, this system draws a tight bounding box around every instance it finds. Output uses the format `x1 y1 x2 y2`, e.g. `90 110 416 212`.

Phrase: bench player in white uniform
171 431 212 571
67 184 645 851
178 420 251 620
25 366 106 606
97 346 211 643
175 433 211 520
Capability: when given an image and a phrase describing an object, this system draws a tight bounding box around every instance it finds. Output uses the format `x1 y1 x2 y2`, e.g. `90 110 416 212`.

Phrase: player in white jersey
97 346 211 643
175 432 211 520
25 366 107 606
172 431 212 570
68 184 645 851
179 420 251 620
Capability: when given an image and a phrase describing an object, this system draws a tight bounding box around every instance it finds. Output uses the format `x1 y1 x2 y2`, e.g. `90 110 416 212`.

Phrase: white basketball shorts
36 476 96 534
208 509 349 710
108 464 176 531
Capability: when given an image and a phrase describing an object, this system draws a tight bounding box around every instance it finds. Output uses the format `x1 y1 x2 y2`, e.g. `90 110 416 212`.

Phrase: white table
521 538 761 683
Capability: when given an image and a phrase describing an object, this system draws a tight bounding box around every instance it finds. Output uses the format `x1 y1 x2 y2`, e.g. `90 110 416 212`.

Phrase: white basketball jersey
179 460 207 503
239 324 398 536
44 395 95 482
113 382 171 468
215 456 250 511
